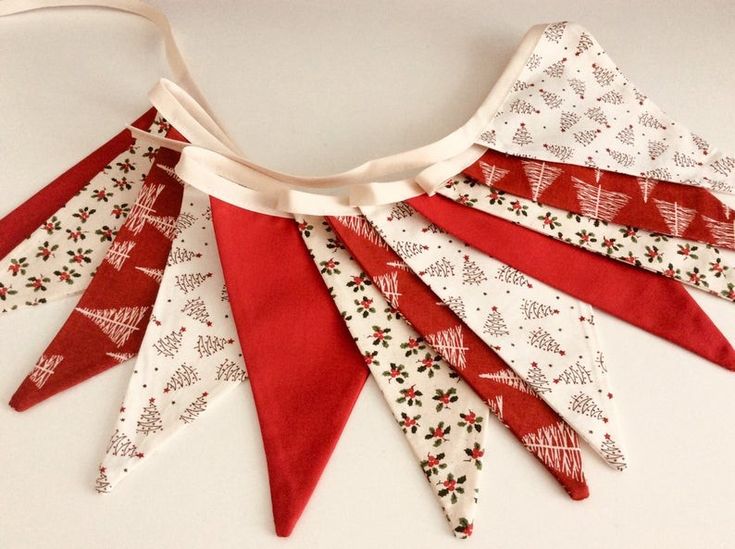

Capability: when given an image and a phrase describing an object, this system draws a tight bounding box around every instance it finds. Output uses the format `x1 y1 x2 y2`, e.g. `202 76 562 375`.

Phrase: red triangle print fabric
463 149 735 249
407 194 735 371
326 215 590 500
0 108 159 259
209 200 369 537
9 132 185 411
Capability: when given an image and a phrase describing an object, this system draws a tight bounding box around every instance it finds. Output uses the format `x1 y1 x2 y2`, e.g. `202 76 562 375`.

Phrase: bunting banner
9 134 185 411
327 214 590 499
97 184 246 493
362 202 628 470
210 200 369 537
437 175 735 301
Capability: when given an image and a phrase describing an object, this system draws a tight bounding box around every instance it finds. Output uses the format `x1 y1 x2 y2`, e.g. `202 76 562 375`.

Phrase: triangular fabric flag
476 21 735 194
9 138 185 411
438 175 735 302
362 202 627 470
298 215 488 537
96 184 246 492
209 200 368 537
0 108 158 259
327 214 590 499
0 114 167 312
407 193 735 371
463 149 735 249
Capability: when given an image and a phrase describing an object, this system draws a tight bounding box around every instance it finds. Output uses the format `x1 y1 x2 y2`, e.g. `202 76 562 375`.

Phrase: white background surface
1 2 734 548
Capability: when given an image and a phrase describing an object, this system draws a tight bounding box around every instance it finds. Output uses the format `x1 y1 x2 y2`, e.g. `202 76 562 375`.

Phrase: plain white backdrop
1 2 734 548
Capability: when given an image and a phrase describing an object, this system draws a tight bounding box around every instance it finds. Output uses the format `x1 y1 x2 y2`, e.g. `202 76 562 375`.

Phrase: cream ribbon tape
2 0 547 216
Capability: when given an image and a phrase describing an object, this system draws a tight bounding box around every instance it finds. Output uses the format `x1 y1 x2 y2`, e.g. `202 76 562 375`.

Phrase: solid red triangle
210 201 368 536
408 193 735 371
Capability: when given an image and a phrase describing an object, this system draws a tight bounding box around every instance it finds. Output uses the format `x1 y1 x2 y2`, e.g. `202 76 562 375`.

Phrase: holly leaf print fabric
361 202 627 471
439 175 735 302
9 140 184 411
327 214 590 500
0 116 166 312
96 184 246 493
298 215 488 538
464 149 735 250
477 21 735 194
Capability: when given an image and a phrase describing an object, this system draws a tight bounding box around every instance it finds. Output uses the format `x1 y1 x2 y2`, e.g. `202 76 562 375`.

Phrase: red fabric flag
9 132 184 411
0 109 158 259
407 193 735 371
463 149 735 249
327 215 590 500
210 202 369 536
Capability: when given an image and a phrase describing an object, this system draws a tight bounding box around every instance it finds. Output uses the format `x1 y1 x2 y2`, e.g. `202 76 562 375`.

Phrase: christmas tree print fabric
9 138 185 411
438 175 735 302
0 115 168 312
297 215 488 537
361 202 627 470
96 184 246 493
463 149 735 250
327 214 590 499
476 21 735 195
406 193 735 371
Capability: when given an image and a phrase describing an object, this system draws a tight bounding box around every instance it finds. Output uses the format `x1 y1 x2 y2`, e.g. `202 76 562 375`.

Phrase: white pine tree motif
164 363 200 392
386 202 415 221
520 299 559 320
147 215 178 241
180 297 211 325
372 271 401 308
333 216 389 248
216 358 247 382
528 328 564 355
106 429 140 457
175 272 213 294
568 391 605 420
424 325 468 370
487 395 504 422
653 199 697 237
135 266 164 283
156 163 183 184
195 335 231 358
127 183 165 235
636 177 657 203
104 240 136 270
105 352 136 364
462 256 487 285
393 240 428 258
553 361 593 385
701 215 735 248
420 257 455 277
482 307 509 337
522 160 563 201
572 176 631 222
478 161 510 187
479 370 535 396
29 354 63 389
526 364 551 394
521 422 584 480
494 265 532 288
386 260 411 271
75 306 148 348
600 434 627 470
179 392 209 423
153 330 184 358
167 246 202 266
